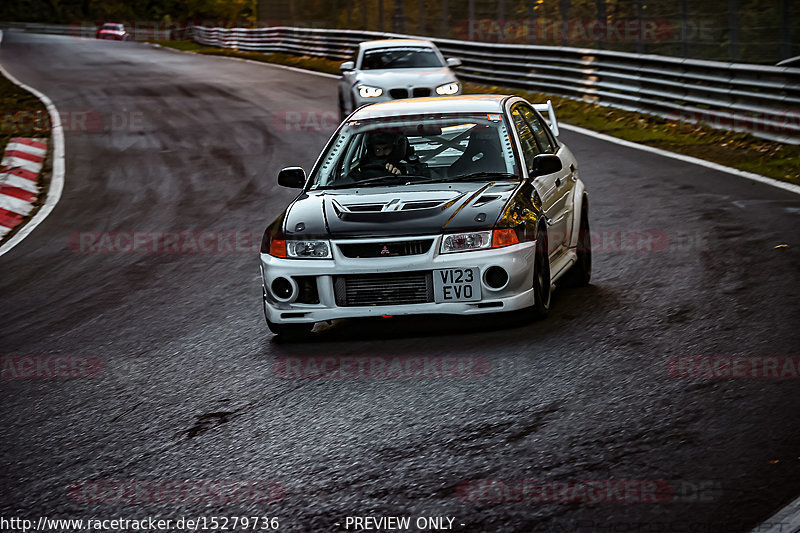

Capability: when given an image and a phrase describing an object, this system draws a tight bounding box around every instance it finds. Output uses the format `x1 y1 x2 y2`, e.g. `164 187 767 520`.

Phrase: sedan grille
334 272 433 306
338 240 433 258
389 88 409 99
413 88 431 97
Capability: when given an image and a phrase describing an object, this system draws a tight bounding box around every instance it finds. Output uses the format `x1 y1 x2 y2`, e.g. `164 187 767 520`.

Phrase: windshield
310 113 519 190
361 47 443 70
103 24 123 30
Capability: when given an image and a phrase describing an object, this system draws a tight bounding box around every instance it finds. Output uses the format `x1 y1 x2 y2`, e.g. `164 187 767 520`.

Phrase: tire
562 198 592 287
263 287 314 338
529 227 552 320
338 92 348 122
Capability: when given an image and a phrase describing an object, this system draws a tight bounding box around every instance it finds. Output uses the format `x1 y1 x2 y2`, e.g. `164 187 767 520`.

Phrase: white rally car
260 95 590 336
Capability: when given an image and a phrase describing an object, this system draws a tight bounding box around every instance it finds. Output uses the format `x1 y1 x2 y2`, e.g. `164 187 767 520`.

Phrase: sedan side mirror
530 154 562 177
278 167 306 188
446 57 462 68
340 61 355 72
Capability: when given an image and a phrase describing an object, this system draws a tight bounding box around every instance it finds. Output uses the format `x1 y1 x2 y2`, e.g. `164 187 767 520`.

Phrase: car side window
519 105 555 154
510 106 541 173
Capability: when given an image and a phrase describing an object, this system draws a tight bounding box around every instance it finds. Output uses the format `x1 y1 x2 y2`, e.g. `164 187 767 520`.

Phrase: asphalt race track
1 31 799 533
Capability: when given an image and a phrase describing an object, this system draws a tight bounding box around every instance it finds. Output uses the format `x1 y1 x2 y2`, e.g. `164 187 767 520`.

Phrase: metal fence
258 0 799 65
193 25 800 144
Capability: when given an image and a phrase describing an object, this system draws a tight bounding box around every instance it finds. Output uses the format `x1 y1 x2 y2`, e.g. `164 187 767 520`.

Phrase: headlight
358 85 383 98
286 240 332 259
441 231 491 253
435 82 460 95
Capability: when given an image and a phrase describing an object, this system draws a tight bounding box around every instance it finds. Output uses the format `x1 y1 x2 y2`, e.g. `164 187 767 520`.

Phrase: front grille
338 240 433 258
412 88 431 97
389 88 409 99
334 272 433 306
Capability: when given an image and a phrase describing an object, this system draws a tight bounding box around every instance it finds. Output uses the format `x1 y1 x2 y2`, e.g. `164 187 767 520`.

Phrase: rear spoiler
532 100 559 137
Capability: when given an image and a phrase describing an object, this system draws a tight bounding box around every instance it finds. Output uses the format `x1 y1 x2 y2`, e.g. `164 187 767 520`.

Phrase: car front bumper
260 235 537 325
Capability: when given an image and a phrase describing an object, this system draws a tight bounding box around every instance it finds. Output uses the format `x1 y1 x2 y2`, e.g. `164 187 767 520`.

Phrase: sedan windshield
310 113 519 190
361 47 443 69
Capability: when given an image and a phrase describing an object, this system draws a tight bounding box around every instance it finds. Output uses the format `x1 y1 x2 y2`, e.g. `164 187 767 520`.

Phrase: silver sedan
337 39 462 120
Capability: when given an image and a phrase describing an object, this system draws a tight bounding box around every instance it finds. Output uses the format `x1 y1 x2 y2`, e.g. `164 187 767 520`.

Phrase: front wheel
529 228 552 320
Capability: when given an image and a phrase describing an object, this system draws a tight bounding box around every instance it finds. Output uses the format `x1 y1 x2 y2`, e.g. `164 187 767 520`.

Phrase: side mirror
278 167 306 188
530 154 562 177
340 61 355 72
446 57 462 68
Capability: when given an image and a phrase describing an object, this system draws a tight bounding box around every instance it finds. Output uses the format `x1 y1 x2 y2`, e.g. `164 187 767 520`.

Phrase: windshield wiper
448 172 519 181
351 174 434 186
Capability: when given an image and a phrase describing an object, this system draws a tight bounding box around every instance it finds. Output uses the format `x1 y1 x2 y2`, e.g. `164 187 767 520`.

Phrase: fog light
484 266 509 289
271 277 294 301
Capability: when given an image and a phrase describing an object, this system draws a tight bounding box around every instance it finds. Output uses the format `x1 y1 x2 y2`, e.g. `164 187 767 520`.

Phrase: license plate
433 267 481 303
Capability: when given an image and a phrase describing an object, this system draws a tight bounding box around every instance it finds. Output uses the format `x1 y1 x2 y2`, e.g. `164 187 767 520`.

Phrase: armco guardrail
193 25 800 144
1 21 188 41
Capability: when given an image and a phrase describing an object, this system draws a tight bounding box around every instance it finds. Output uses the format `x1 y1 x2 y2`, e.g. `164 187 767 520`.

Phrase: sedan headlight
286 240 332 259
357 85 383 98
435 82 460 95
441 231 491 253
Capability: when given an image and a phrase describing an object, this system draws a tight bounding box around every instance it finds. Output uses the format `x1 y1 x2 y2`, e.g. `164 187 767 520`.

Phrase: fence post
680 0 689 58
728 0 739 61
468 0 475 41
781 0 792 61
440 0 449 38
595 0 606 49
498 0 504 42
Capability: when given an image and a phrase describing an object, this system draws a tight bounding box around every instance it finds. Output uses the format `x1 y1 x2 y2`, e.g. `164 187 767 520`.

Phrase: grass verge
149 40 799 185
0 71 51 155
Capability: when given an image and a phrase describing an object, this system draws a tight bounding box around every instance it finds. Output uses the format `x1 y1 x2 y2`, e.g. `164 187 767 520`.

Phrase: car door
509 103 569 256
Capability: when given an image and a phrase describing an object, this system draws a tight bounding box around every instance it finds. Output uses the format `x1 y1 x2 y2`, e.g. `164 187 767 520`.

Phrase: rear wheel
529 228 551 320
338 92 348 121
562 198 591 287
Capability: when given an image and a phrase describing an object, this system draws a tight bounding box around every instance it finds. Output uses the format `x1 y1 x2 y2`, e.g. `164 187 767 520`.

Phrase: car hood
356 68 457 88
283 181 519 239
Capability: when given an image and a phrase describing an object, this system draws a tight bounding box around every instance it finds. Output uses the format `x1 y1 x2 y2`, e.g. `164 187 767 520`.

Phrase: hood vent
473 195 501 207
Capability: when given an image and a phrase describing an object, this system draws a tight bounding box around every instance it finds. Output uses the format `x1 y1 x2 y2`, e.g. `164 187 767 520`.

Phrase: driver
360 131 407 177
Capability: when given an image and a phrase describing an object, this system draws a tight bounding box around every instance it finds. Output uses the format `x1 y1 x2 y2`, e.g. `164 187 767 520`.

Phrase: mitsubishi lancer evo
260 95 591 336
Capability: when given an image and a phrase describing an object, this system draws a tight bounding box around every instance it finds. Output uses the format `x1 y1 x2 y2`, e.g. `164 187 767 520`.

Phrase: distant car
337 39 462 120
96 23 128 40
260 95 591 337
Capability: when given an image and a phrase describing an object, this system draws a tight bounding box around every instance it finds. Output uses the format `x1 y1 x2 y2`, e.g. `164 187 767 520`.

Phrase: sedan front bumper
260 235 537 325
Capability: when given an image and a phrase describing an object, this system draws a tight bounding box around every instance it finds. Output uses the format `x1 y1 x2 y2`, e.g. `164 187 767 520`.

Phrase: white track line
559 123 800 196
0 30 66 257
146 42 339 79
